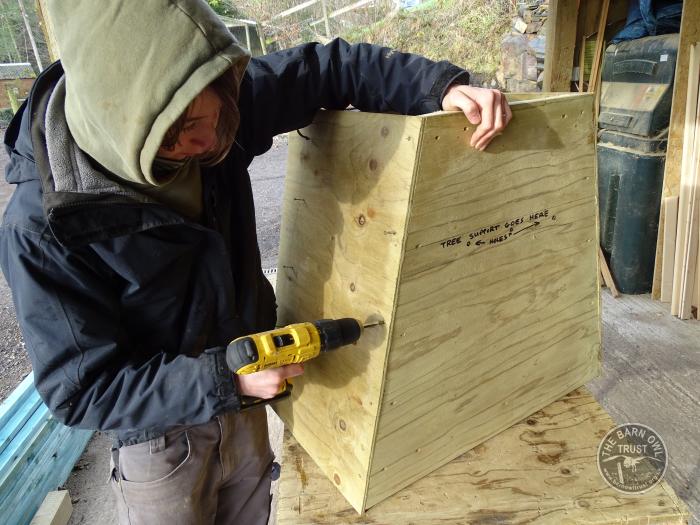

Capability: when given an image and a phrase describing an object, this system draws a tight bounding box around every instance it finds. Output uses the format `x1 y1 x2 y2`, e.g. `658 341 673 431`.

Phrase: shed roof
0 63 36 80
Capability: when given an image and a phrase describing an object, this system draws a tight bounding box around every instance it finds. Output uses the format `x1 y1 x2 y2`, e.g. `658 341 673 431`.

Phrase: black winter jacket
1 39 468 445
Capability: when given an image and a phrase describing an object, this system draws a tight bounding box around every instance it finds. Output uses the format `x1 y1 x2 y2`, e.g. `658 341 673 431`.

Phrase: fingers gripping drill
226 318 381 407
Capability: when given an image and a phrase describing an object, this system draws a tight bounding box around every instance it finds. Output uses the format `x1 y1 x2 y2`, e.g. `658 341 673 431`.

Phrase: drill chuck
314 318 362 351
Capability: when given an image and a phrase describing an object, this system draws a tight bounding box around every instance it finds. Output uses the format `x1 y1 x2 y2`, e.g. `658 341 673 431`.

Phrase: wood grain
368 95 600 507
275 111 422 510
543 0 579 92
275 95 600 512
652 1 700 299
277 388 689 524
35 0 60 61
671 43 700 319
29 490 72 525
661 196 679 302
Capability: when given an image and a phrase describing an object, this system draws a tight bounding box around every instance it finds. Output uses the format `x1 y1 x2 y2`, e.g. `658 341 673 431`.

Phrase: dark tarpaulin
611 0 683 43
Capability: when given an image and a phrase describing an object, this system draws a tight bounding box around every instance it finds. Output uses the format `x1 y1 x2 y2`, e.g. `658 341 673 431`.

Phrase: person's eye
182 122 197 133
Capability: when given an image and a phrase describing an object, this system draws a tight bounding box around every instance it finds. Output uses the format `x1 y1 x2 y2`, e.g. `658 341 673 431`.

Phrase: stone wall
499 1 548 92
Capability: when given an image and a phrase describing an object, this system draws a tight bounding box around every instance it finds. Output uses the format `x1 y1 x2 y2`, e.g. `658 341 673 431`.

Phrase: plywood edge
420 93 594 120
593 120 604 365
360 115 427 513
659 480 692 520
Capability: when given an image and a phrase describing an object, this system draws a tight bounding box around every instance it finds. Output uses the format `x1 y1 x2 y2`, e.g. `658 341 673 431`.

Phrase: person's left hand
441 85 513 151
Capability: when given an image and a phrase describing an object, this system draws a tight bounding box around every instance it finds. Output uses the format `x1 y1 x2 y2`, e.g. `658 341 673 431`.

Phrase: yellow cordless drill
226 318 380 406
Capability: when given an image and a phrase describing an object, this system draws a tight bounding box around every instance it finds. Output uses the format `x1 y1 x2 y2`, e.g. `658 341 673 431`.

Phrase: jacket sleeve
0 225 240 431
237 38 469 156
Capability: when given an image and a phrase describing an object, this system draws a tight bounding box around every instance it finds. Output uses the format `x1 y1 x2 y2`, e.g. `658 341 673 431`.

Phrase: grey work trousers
109 408 273 525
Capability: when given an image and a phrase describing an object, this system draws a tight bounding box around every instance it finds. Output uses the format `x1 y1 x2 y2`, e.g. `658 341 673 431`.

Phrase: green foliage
207 0 238 17
0 107 14 126
0 0 50 71
343 0 513 78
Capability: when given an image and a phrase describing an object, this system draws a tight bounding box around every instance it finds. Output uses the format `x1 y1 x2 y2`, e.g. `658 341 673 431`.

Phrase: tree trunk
16 0 43 71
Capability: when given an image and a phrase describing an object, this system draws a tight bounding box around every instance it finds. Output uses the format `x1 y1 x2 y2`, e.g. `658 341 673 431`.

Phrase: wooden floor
588 291 700 524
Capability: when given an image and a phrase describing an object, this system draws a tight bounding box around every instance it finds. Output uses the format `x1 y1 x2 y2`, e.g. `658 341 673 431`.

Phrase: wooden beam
271 0 318 20
661 196 679 302
310 0 374 27
587 0 610 94
543 0 578 92
599 245 620 297
671 43 700 318
35 0 59 61
30 491 72 525
0 374 92 524
652 0 700 298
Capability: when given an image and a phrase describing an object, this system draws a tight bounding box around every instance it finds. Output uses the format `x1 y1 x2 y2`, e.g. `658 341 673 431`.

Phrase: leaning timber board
276 388 689 524
275 93 601 512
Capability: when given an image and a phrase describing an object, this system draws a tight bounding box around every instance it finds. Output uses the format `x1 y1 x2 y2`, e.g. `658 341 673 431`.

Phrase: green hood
45 0 250 187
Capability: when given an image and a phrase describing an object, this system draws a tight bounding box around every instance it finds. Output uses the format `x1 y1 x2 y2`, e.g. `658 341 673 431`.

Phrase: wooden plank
0 403 52 483
0 373 34 427
0 384 43 457
275 94 600 512
35 0 59 61
599 245 620 297
30 490 72 525
0 423 91 525
0 373 36 433
543 0 578 92
271 0 318 20
661 196 679 302
277 388 690 524
678 95 700 319
310 0 374 27
671 43 700 317
587 0 610 94
652 1 700 298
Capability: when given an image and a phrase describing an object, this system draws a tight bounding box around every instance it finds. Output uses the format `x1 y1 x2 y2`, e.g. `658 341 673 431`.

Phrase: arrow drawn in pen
511 221 540 237
476 240 486 246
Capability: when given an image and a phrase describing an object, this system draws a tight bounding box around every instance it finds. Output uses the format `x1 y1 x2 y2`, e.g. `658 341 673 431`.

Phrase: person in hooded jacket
0 1 511 524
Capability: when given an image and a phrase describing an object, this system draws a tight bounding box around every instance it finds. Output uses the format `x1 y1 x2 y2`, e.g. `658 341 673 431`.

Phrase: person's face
157 87 222 161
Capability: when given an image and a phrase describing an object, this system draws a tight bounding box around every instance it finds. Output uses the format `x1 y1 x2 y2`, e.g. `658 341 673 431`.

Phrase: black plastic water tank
597 33 679 293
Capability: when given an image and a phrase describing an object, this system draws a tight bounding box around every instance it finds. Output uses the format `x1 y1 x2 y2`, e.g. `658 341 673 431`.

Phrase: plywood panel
275 111 422 510
275 95 600 512
277 389 689 524
367 95 600 506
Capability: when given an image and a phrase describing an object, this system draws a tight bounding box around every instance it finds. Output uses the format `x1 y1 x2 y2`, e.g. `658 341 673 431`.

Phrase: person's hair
159 67 240 166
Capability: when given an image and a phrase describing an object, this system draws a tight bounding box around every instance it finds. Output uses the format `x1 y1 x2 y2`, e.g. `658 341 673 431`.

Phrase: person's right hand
234 364 305 399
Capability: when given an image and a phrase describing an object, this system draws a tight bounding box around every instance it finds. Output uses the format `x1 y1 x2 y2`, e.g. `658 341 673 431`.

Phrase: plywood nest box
275 93 601 513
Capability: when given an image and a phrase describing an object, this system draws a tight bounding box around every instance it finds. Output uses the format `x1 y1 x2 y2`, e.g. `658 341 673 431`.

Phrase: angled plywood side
367 95 601 507
274 111 423 511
